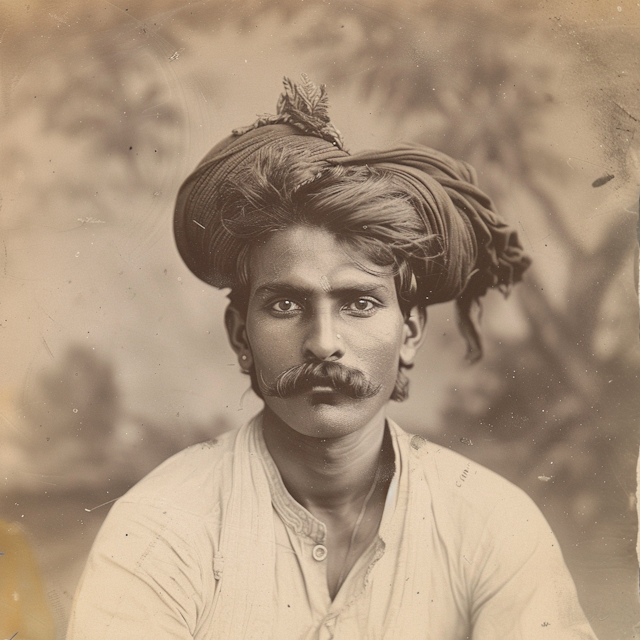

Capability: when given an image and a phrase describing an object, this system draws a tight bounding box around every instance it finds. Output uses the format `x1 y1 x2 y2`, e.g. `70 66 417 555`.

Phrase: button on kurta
312 544 328 561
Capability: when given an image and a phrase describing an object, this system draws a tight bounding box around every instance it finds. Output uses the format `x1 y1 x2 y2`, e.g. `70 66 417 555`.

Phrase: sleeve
468 493 597 640
66 498 209 640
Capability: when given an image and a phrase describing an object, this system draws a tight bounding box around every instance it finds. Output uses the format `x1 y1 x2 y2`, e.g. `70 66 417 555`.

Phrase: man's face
228 225 424 439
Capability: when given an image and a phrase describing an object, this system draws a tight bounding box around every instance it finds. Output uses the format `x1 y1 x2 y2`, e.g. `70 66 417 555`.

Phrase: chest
265 509 471 640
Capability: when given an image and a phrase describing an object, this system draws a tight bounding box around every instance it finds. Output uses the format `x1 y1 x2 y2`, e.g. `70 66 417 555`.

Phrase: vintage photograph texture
1 1 639 638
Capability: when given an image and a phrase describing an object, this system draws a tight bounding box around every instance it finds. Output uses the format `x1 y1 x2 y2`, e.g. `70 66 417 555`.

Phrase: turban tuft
174 76 531 361
232 73 346 150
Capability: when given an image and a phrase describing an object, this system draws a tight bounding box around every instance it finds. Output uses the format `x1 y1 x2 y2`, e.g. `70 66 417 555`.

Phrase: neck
261 406 388 513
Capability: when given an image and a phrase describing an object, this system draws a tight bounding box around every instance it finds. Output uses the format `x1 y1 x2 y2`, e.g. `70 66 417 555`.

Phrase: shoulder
392 423 543 532
68 435 243 638
115 427 240 519
389 424 595 636
85 428 241 570
392 424 558 587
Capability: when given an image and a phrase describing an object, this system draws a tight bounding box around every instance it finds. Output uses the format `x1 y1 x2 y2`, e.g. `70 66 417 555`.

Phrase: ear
399 306 427 367
224 304 253 370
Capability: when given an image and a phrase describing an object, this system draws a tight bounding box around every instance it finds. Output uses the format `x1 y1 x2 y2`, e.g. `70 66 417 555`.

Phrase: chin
264 394 388 439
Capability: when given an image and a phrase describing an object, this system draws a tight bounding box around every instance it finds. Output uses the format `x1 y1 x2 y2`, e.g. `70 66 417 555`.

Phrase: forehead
248 226 395 293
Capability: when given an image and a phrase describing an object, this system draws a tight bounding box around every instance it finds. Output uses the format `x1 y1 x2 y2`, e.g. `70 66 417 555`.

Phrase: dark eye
345 298 378 314
270 300 302 313
353 299 373 311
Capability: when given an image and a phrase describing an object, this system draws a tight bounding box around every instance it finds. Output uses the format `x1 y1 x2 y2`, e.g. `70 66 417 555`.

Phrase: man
67 76 596 639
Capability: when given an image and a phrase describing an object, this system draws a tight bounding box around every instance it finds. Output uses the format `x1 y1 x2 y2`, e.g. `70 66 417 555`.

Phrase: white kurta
67 415 596 639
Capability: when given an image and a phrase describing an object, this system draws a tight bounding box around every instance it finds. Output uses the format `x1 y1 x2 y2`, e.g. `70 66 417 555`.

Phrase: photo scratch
84 498 119 513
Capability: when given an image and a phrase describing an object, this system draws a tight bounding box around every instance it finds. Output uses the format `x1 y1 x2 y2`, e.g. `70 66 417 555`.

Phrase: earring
241 355 247 361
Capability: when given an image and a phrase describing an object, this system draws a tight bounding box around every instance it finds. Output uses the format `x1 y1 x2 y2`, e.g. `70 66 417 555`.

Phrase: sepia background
1 1 639 638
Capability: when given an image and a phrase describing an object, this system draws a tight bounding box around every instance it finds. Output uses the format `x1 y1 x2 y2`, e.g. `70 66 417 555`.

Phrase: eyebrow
252 281 393 299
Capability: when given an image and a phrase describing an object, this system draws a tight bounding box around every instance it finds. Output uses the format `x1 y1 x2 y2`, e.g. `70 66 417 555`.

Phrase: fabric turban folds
174 75 531 362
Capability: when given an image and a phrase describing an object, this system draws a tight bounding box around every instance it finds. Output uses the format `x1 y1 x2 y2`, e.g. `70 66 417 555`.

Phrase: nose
303 310 344 361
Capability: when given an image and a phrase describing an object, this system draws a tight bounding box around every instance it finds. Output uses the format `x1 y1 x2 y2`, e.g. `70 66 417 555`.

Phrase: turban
174 75 531 360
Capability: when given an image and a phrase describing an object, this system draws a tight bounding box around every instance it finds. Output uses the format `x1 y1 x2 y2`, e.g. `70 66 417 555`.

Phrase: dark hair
220 146 440 402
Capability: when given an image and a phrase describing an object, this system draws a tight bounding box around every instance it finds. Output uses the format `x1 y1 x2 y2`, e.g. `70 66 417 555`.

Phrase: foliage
16 345 230 489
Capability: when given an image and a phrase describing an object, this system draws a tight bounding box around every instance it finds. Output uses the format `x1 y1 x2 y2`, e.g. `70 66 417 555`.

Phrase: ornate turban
174 75 531 360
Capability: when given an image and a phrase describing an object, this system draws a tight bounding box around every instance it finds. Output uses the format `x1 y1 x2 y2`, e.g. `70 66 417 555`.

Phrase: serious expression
240 225 419 439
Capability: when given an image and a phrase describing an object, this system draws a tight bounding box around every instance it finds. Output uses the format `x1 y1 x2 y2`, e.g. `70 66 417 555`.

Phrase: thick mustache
261 361 381 399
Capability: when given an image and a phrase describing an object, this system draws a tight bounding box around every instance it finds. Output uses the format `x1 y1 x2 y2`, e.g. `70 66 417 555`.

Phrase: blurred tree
16 344 231 487
0 0 183 226
19 345 121 480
